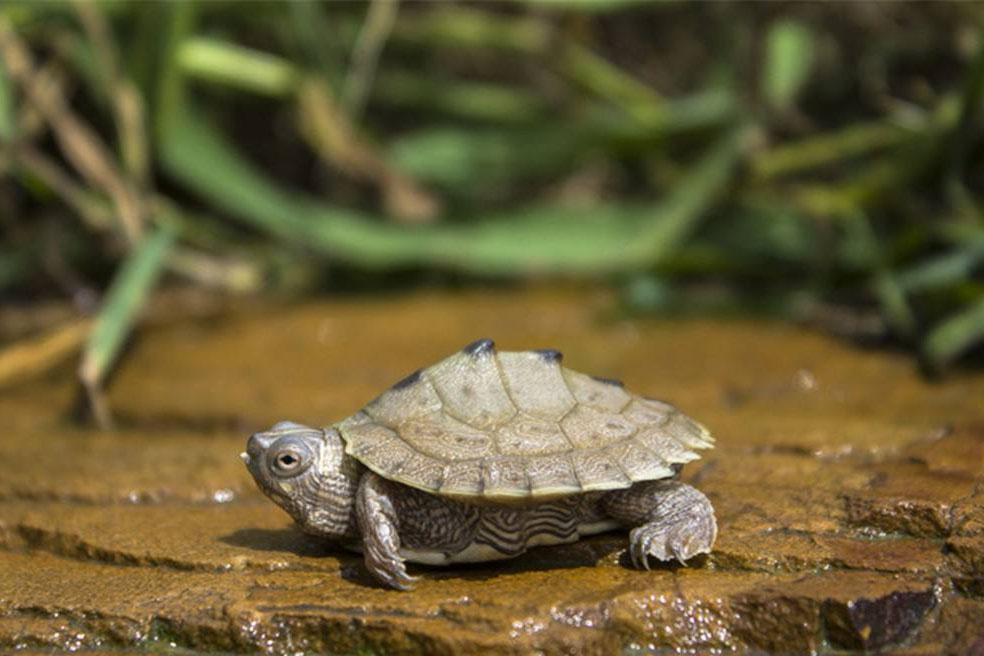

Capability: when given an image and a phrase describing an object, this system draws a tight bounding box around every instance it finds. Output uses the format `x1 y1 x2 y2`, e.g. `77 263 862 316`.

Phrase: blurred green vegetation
1 1 984 417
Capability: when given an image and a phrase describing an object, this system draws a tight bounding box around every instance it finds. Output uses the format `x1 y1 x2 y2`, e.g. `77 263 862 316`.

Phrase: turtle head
242 421 361 541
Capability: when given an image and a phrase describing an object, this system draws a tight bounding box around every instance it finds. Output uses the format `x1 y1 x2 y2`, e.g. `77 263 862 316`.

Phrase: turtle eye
271 449 305 474
265 435 314 478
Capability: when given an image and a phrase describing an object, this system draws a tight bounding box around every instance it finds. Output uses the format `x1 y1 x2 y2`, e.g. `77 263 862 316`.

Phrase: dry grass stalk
0 18 145 244
0 317 93 390
297 77 441 224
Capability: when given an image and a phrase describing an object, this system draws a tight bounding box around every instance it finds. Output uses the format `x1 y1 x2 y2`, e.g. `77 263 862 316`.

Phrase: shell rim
335 420 714 501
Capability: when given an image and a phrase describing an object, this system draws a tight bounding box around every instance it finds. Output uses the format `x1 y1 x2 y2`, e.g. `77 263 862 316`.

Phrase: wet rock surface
2 288 983 654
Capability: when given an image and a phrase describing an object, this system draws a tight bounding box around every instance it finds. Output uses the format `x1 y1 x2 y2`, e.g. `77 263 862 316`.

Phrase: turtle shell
336 339 714 502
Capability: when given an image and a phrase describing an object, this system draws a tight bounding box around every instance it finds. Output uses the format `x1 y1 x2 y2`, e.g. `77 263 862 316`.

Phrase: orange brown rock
1 287 982 653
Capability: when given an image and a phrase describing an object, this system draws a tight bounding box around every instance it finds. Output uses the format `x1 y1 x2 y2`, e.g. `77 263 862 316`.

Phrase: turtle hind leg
355 471 418 590
600 479 717 569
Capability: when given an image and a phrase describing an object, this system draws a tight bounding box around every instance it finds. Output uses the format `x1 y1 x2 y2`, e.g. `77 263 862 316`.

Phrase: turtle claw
628 523 673 569
375 559 418 591
629 522 709 569
625 483 717 570
389 565 419 592
364 547 418 591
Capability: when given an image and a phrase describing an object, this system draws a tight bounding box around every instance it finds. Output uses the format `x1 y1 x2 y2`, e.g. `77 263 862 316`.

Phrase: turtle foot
625 482 716 569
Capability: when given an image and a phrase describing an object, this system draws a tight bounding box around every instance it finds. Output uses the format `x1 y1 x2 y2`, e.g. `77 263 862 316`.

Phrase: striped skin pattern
377 473 716 566
244 422 361 541
375 473 612 561
354 470 715 589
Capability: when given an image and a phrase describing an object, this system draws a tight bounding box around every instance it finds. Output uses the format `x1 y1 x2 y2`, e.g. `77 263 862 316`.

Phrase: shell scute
524 454 581 495
427 351 515 430
441 461 484 496
393 452 446 491
364 375 443 427
563 370 631 413
570 449 630 490
635 424 701 464
665 414 714 449
495 414 570 456
621 398 674 427
606 441 675 481
482 457 531 497
341 422 414 475
560 405 637 449
497 351 575 421
399 412 496 460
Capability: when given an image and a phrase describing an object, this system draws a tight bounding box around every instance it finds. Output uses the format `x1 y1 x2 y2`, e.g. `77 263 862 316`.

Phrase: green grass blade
752 120 913 181
897 236 984 293
176 37 548 123
389 124 585 192
392 6 550 55
625 128 746 264
389 96 738 196
762 20 815 111
158 105 629 273
79 225 177 390
373 70 546 123
923 296 984 372
155 2 197 144
563 43 665 123
159 107 742 275
177 37 298 97
873 269 916 340
0 50 14 141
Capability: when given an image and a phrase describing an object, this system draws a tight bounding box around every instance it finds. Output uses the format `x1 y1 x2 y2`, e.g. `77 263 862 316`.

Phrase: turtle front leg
600 479 717 569
355 471 418 590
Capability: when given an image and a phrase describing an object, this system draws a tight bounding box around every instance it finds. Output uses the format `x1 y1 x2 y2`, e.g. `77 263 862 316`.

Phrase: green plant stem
78 225 177 428
752 121 913 181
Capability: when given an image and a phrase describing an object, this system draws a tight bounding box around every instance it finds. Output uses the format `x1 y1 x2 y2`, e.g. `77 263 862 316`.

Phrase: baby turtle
242 339 717 590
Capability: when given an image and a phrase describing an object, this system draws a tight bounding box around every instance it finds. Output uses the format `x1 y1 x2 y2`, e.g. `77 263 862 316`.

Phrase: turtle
241 338 717 590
